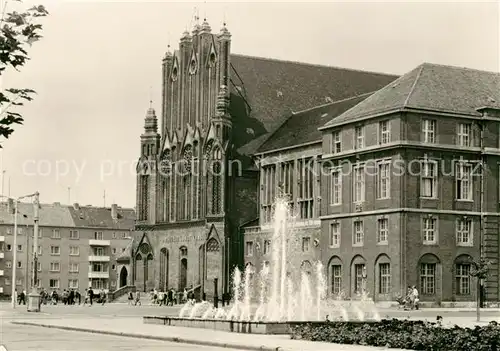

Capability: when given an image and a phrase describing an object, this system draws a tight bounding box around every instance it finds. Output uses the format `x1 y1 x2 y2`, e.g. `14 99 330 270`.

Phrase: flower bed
290 319 500 350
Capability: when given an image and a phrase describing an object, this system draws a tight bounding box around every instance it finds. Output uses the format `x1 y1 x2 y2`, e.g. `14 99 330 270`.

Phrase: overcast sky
2 0 499 208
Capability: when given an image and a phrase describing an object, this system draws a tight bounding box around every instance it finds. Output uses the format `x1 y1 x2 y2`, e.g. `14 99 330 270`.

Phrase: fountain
144 195 381 334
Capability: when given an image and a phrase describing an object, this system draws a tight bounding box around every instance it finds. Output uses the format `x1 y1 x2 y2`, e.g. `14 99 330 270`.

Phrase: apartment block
0 201 135 296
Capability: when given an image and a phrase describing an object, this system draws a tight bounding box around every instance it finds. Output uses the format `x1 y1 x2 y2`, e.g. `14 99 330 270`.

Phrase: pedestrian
135 291 141 306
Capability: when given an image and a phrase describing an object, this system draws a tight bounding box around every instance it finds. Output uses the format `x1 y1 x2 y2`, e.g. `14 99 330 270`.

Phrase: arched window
160 151 171 222
137 161 150 221
180 246 188 257
181 146 193 220
211 147 222 214
192 142 199 219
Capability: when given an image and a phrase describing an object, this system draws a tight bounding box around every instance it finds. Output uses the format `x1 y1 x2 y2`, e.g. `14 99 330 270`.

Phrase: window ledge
455 199 474 203
420 197 438 200
352 243 364 248
377 242 388 246
423 242 438 246
457 243 474 247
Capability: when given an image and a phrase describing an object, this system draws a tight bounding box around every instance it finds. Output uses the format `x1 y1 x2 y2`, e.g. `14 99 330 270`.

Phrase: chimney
7 198 14 214
73 203 80 211
111 203 118 220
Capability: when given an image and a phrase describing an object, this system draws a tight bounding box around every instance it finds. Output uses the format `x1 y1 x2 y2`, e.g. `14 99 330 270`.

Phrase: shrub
290 319 500 350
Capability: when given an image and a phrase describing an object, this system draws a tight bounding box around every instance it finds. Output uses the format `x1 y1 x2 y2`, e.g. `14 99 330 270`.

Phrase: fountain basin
143 316 378 335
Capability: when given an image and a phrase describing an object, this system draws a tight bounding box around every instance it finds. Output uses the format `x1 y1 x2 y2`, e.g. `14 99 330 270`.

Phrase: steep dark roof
325 63 500 128
257 93 374 153
67 205 136 230
228 54 399 155
0 202 75 227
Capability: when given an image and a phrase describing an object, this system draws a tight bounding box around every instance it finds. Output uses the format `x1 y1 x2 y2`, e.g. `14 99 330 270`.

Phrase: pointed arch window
160 151 171 222
193 142 200 219
181 145 193 220
211 147 223 214
137 161 150 221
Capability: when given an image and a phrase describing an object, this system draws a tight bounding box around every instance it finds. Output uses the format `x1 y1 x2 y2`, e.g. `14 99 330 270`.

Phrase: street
0 321 243 351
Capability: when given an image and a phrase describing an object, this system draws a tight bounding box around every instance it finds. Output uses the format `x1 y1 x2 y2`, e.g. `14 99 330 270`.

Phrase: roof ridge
403 64 425 108
291 92 376 115
422 62 500 75
231 53 399 77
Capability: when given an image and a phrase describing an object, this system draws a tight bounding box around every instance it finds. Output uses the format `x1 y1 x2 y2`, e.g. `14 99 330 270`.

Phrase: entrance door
180 258 188 290
119 267 128 288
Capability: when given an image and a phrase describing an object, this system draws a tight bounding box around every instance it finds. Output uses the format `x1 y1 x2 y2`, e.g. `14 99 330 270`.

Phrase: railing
89 239 111 246
108 285 136 302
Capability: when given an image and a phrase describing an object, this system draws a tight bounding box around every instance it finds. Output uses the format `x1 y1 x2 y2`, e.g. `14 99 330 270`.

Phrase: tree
469 256 492 321
0 0 48 143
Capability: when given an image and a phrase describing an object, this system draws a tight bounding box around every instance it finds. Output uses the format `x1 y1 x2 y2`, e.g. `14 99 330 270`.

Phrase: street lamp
27 192 41 312
6 192 38 309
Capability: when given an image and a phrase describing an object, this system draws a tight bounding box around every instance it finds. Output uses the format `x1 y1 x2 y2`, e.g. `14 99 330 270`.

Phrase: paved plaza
0 302 499 350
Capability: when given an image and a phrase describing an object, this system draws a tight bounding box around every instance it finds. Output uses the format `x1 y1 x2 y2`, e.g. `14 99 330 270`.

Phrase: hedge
290 319 500 350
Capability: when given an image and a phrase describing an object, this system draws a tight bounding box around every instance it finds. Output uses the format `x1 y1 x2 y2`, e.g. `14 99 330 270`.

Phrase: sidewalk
11 317 399 351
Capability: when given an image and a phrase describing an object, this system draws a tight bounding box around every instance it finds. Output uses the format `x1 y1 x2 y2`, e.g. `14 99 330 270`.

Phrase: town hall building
121 19 500 305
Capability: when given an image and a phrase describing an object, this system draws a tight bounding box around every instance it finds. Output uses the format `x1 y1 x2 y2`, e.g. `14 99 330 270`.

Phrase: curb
11 321 285 351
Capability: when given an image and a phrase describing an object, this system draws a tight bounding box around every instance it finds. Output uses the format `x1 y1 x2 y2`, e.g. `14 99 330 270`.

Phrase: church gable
206 223 222 243
134 232 154 258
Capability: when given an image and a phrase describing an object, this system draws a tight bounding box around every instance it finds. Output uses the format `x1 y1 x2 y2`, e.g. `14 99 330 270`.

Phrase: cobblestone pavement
0 321 242 351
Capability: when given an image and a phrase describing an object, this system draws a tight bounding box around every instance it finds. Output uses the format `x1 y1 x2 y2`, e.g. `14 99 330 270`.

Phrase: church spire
144 101 158 134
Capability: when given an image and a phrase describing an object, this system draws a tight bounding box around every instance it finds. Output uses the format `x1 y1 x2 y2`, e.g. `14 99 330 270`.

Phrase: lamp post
5 192 38 309
27 191 41 312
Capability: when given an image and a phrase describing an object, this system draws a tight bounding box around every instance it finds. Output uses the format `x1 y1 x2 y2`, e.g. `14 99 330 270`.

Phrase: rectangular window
353 220 364 246
32 245 42 255
332 131 341 153
263 240 271 255
69 230 79 239
354 126 364 149
93 247 104 256
421 160 438 198
457 123 472 147
377 218 388 244
377 162 390 199
49 262 60 272
353 165 365 203
6 261 11 268
261 164 277 224
92 263 104 272
420 263 436 295
69 263 79 273
49 279 59 289
280 161 294 198
456 219 472 246
422 119 436 143
16 261 22 268
301 237 310 252
68 279 79 289
245 241 253 257
354 264 365 293
50 246 60 255
17 244 22 252
379 120 390 144
330 169 341 205
379 263 391 294
423 217 437 244
94 231 103 240
52 229 61 239
4 278 10 285
298 158 315 219
329 223 340 248
37 262 41 272
331 265 342 295
456 163 472 200
456 264 471 295
69 246 80 256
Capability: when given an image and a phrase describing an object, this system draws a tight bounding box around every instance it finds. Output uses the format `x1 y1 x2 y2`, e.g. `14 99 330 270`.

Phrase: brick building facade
318 63 500 303
125 20 396 298
127 21 500 304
